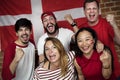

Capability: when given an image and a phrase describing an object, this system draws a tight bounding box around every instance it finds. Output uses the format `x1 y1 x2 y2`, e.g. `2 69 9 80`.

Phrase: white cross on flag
0 0 87 51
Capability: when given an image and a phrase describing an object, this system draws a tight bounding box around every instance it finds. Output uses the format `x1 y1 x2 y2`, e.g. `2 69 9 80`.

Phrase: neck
88 19 99 26
48 29 59 37
83 50 94 59
15 40 28 46
49 62 60 70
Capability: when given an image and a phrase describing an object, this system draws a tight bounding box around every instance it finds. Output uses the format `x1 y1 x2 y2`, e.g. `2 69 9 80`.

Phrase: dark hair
15 18 32 32
74 27 98 56
83 0 99 9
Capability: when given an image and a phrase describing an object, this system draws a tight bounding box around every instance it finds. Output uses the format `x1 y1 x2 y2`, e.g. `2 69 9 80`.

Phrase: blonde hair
44 37 68 76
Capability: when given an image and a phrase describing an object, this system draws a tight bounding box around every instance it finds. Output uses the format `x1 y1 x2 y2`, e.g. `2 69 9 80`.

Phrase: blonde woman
33 37 76 80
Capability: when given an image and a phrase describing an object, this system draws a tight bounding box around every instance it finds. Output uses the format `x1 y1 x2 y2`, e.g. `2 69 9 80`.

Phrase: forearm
113 26 120 46
78 75 85 80
72 25 79 33
9 58 18 74
102 65 112 79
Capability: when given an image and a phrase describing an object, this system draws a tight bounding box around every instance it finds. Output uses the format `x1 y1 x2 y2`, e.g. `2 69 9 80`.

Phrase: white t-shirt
37 28 74 55
13 42 35 80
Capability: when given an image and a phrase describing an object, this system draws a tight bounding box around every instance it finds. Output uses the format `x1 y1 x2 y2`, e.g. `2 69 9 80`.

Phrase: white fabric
12 42 35 80
33 51 76 80
37 28 74 55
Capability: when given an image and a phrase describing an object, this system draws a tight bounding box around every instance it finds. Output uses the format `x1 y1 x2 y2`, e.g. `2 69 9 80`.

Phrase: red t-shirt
79 17 120 77
76 50 116 80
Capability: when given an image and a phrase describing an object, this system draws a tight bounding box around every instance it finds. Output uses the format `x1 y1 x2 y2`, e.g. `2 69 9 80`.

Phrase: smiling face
16 27 31 46
77 30 95 55
84 1 99 26
42 15 58 35
44 40 60 63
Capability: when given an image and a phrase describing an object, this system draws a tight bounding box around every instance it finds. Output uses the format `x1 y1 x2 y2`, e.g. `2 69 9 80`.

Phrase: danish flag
0 0 86 51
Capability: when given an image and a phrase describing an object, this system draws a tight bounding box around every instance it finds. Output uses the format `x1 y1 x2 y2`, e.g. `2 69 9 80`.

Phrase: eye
49 16 54 20
43 19 48 23
53 46 57 49
45 48 49 51
86 38 90 41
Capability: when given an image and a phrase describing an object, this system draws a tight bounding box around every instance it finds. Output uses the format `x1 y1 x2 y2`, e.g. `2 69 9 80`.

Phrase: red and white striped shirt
33 51 76 80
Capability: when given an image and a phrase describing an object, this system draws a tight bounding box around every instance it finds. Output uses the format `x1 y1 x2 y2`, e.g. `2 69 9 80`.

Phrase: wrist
71 21 77 27
103 65 110 69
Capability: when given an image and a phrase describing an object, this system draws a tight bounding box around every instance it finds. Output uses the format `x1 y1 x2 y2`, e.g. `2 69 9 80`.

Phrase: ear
16 32 18 36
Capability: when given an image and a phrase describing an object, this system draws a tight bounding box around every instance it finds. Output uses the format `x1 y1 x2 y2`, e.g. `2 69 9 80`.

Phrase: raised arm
10 48 24 74
106 14 120 46
64 14 79 33
100 48 112 79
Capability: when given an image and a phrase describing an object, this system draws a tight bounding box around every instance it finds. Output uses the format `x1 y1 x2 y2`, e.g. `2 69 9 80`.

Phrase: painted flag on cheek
0 0 87 51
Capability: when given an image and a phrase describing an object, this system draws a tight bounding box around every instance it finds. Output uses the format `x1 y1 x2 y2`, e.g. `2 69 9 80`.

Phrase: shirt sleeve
2 44 16 80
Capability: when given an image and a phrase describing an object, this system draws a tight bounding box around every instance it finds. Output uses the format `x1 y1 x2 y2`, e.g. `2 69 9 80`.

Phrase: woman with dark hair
74 27 116 80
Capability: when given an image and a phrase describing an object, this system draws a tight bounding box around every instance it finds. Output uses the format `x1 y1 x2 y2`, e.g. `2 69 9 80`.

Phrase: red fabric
0 0 32 15
79 17 120 77
2 42 16 80
42 0 84 12
76 50 116 80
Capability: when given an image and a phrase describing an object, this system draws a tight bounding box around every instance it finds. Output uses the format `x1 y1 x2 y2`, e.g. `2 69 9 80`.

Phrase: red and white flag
0 0 86 51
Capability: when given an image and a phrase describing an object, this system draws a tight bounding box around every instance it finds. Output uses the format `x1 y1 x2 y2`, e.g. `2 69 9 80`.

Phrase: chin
23 41 29 44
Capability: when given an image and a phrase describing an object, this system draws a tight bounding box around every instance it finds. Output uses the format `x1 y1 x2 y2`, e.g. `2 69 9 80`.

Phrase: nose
49 48 54 53
47 19 51 24
90 9 94 13
22 30 27 34
82 41 87 46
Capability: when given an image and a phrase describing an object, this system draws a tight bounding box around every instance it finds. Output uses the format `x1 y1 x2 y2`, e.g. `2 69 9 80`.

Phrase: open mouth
21 34 28 41
49 54 56 60
89 14 95 19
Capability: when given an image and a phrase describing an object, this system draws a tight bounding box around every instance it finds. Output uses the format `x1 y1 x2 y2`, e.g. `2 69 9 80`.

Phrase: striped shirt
33 51 76 80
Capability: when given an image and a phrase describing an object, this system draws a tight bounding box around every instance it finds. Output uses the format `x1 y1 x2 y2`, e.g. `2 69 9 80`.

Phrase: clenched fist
100 49 111 69
106 14 117 28
14 47 24 63
64 14 74 24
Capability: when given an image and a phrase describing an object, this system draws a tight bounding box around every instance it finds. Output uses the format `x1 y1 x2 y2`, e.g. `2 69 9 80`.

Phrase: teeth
49 55 55 60
82 46 89 50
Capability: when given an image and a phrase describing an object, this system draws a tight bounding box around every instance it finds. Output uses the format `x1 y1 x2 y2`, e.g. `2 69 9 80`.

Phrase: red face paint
89 39 94 45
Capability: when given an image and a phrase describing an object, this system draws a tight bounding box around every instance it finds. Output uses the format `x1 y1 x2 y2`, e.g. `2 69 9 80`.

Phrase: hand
64 14 74 24
14 47 24 63
96 40 104 53
100 50 111 68
106 14 117 28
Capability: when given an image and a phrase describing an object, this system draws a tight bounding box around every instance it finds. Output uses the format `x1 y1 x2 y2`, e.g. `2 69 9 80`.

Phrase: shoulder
67 51 75 60
99 17 110 25
5 41 16 50
38 33 48 43
59 28 73 32
29 42 35 48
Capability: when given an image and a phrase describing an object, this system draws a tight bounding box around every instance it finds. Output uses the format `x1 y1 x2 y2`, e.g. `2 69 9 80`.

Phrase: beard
21 34 29 44
45 23 59 35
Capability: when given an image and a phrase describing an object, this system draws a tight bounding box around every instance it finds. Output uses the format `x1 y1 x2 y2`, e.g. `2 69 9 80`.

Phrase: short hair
15 18 32 32
83 0 99 9
74 27 98 56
